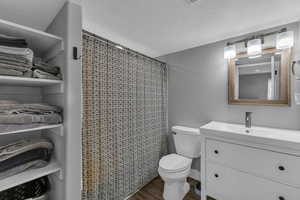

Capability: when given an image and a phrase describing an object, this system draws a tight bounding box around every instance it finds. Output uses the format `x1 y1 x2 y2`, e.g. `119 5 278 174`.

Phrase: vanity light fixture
224 28 291 60
224 45 236 59
276 31 294 50
247 38 262 58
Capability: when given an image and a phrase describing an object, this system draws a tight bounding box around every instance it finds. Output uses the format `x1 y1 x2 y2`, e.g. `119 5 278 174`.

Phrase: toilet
158 126 201 200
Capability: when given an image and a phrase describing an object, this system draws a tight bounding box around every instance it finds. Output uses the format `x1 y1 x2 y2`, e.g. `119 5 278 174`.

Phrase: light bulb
276 31 294 50
247 39 262 57
224 45 236 59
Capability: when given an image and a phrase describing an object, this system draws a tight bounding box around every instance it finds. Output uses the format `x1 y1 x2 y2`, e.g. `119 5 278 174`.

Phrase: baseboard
189 169 200 181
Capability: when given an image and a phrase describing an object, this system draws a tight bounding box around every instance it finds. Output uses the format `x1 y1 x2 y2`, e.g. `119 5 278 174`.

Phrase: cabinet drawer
206 139 300 187
206 162 300 200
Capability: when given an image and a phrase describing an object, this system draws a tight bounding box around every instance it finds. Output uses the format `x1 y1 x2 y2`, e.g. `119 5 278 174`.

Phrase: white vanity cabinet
200 121 300 200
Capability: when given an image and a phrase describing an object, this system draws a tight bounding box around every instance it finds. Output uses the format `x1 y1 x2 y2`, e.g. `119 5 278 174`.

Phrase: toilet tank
172 126 201 158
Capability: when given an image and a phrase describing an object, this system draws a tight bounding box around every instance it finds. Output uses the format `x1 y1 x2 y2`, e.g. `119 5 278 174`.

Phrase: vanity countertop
200 121 300 150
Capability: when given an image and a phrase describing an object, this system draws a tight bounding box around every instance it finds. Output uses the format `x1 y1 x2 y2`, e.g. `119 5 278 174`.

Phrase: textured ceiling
83 0 300 57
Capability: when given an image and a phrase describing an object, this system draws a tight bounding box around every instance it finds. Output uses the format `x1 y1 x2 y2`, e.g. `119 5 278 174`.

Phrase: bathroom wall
158 22 300 170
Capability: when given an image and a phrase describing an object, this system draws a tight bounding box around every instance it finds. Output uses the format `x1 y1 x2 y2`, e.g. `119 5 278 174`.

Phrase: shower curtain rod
83 30 166 65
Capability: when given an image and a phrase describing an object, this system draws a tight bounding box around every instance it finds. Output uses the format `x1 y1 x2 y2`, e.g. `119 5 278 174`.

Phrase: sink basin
200 121 300 149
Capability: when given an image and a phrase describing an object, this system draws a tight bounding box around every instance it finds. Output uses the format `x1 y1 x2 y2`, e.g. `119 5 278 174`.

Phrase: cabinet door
206 139 300 188
206 162 300 200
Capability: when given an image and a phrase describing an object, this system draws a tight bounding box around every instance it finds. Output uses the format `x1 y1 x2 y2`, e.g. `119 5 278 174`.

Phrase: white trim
189 169 201 181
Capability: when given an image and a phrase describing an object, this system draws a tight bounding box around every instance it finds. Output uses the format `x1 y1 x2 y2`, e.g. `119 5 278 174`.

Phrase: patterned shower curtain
82 31 168 200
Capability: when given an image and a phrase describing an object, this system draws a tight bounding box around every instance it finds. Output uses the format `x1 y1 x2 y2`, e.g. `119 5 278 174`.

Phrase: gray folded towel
0 68 23 76
0 160 48 180
0 113 62 124
0 103 62 124
0 149 51 172
33 69 61 80
0 46 33 64
33 58 60 75
0 138 53 179
0 138 53 162
0 103 62 114
0 62 31 72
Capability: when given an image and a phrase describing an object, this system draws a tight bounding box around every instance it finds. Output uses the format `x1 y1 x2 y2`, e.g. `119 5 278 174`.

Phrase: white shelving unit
0 19 64 60
0 75 63 86
0 161 61 192
0 124 63 135
0 13 65 200
0 2 82 200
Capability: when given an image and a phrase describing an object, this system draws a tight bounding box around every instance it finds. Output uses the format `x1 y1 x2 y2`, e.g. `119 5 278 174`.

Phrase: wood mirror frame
228 48 292 106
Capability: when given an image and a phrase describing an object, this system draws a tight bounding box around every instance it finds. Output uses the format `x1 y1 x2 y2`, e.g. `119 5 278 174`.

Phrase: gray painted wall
158 22 300 170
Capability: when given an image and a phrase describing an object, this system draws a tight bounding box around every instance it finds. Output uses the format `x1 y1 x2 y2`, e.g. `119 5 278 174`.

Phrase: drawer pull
278 196 285 200
278 166 285 171
214 173 219 178
214 150 219 154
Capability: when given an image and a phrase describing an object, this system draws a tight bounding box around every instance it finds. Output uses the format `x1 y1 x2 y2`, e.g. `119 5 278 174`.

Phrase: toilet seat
159 154 192 173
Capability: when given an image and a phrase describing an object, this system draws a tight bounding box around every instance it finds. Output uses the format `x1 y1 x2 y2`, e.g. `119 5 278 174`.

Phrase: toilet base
163 180 190 200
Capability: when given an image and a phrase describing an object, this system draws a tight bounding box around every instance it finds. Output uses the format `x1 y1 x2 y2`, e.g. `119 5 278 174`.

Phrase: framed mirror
228 48 292 105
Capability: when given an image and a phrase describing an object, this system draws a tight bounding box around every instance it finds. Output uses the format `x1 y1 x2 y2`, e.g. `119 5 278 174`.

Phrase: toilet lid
159 154 192 173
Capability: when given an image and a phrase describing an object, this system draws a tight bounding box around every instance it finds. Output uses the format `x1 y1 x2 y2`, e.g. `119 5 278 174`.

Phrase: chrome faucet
245 112 252 128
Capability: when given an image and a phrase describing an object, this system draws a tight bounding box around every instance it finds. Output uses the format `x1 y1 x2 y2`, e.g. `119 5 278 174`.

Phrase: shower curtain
82 31 168 200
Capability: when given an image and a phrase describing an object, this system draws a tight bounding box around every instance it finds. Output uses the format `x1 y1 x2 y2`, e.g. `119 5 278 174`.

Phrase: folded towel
0 68 23 76
0 103 62 114
0 103 62 124
0 52 31 64
34 58 60 75
0 138 53 162
0 34 28 48
0 160 48 180
0 138 53 179
0 46 33 64
0 41 28 48
0 176 50 200
0 100 18 104
0 148 51 172
0 58 32 68
0 34 27 42
0 62 31 72
33 69 61 80
0 113 62 124
23 69 33 77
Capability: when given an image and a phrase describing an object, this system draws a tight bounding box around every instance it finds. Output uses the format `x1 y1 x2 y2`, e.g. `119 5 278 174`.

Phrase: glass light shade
224 45 236 59
276 31 294 50
247 39 262 57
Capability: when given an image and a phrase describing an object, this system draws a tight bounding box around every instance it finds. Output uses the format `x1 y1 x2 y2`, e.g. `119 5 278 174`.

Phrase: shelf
0 19 63 57
0 75 63 86
0 124 63 136
0 162 61 192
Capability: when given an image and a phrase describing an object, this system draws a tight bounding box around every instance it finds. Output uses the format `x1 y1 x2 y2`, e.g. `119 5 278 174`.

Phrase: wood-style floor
129 177 200 200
